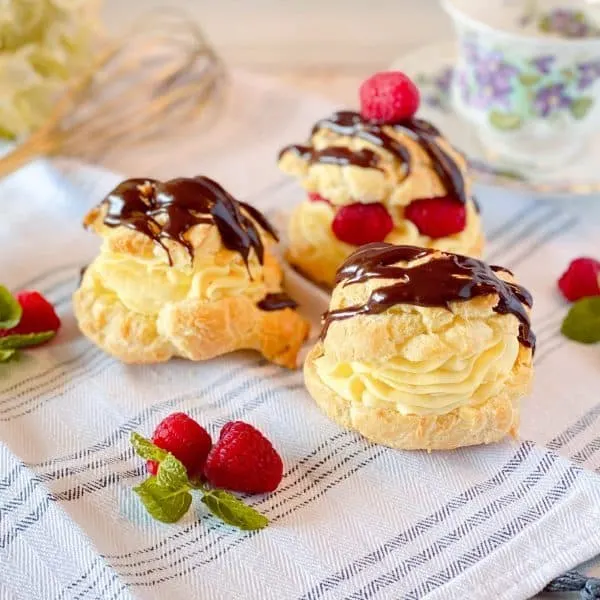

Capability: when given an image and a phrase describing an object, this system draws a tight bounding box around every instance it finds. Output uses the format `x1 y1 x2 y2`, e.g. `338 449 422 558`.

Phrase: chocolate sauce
284 110 466 204
79 265 87 283
257 292 298 311
321 243 535 350
97 176 278 271
279 144 382 170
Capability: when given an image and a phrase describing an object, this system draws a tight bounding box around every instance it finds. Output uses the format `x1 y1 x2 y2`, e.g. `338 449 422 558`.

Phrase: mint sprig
133 477 192 523
130 432 168 462
562 296 600 344
133 452 194 523
0 349 17 362
0 331 56 350
130 433 269 530
156 454 190 490
0 286 56 365
0 285 21 329
201 489 268 530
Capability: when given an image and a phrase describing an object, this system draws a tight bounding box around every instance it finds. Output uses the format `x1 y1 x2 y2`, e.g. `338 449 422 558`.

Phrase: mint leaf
0 286 21 330
133 476 192 523
129 433 270 529
130 432 168 462
201 489 268 531
562 297 600 344
156 454 190 490
0 331 55 350
131 441 193 523
0 349 17 363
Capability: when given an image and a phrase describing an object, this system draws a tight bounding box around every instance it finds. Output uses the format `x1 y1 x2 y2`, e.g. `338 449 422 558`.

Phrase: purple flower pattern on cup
538 9 600 39
533 83 571 116
460 41 519 110
577 61 600 91
435 67 453 94
531 55 555 75
454 36 600 129
418 67 454 110
463 39 479 63
457 68 470 104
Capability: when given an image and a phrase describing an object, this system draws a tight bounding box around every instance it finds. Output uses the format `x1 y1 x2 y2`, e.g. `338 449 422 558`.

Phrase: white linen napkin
0 71 599 600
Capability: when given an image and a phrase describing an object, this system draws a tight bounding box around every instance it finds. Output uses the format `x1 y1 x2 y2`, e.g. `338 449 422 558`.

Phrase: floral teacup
442 0 600 170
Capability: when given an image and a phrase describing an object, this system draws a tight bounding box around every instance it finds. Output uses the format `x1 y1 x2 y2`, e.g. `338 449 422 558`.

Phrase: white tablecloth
0 71 599 600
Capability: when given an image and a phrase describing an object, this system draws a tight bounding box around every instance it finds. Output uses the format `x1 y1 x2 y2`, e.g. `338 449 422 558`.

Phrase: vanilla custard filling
92 248 267 316
291 198 481 261
315 331 520 416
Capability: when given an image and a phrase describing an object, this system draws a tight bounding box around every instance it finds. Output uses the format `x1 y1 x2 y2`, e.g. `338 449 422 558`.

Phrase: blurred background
102 0 448 102
4 0 600 191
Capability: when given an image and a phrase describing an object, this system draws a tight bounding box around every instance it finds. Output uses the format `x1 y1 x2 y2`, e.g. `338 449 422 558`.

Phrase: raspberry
0 291 60 339
308 192 330 204
204 421 283 494
147 412 212 478
558 257 600 302
331 202 393 246
359 71 420 123
404 196 466 238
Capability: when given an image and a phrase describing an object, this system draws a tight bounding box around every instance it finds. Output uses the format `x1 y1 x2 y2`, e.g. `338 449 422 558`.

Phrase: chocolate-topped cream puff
278 71 483 287
74 176 309 367
304 243 534 450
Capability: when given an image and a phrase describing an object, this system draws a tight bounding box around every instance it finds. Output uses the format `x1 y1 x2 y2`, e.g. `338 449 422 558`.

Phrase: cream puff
304 243 534 450
278 71 483 288
74 176 310 368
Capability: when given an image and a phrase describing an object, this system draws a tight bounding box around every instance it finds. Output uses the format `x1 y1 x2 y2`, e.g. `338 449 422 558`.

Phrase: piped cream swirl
315 324 520 416
90 227 276 316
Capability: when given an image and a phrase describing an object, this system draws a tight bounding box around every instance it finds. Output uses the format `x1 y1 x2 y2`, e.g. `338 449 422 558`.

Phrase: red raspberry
558 257 600 302
404 196 466 238
359 71 420 123
203 421 283 494
147 412 212 478
331 202 393 246
0 291 60 340
308 192 330 204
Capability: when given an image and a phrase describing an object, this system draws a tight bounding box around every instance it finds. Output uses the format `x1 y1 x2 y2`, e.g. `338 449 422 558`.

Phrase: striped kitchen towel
0 72 599 600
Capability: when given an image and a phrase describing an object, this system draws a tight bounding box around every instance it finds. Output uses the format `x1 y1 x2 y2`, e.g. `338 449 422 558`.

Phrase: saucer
391 42 600 199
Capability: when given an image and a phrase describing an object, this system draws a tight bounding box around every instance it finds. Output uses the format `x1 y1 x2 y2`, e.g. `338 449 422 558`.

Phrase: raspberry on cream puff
304 243 534 450
74 176 310 368
278 71 484 288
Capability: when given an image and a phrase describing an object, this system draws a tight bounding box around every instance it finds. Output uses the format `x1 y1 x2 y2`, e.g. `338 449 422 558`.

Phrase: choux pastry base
74 268 309 368
304 342 531 450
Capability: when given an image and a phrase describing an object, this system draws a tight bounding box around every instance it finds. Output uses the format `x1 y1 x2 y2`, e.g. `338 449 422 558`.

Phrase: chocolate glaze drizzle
257 292 298 311
281 110 467 204
97 176 278 271
315 111 465 203
78 265 88 286
279 144 382 171
321 243 535 350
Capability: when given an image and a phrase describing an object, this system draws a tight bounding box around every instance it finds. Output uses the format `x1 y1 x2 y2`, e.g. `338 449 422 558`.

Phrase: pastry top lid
280 110 467 204
277 69 472 208
322 242 535 350
85 176 278 271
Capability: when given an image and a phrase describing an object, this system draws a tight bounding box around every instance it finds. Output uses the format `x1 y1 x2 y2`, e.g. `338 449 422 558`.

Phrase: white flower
0 0 101 139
